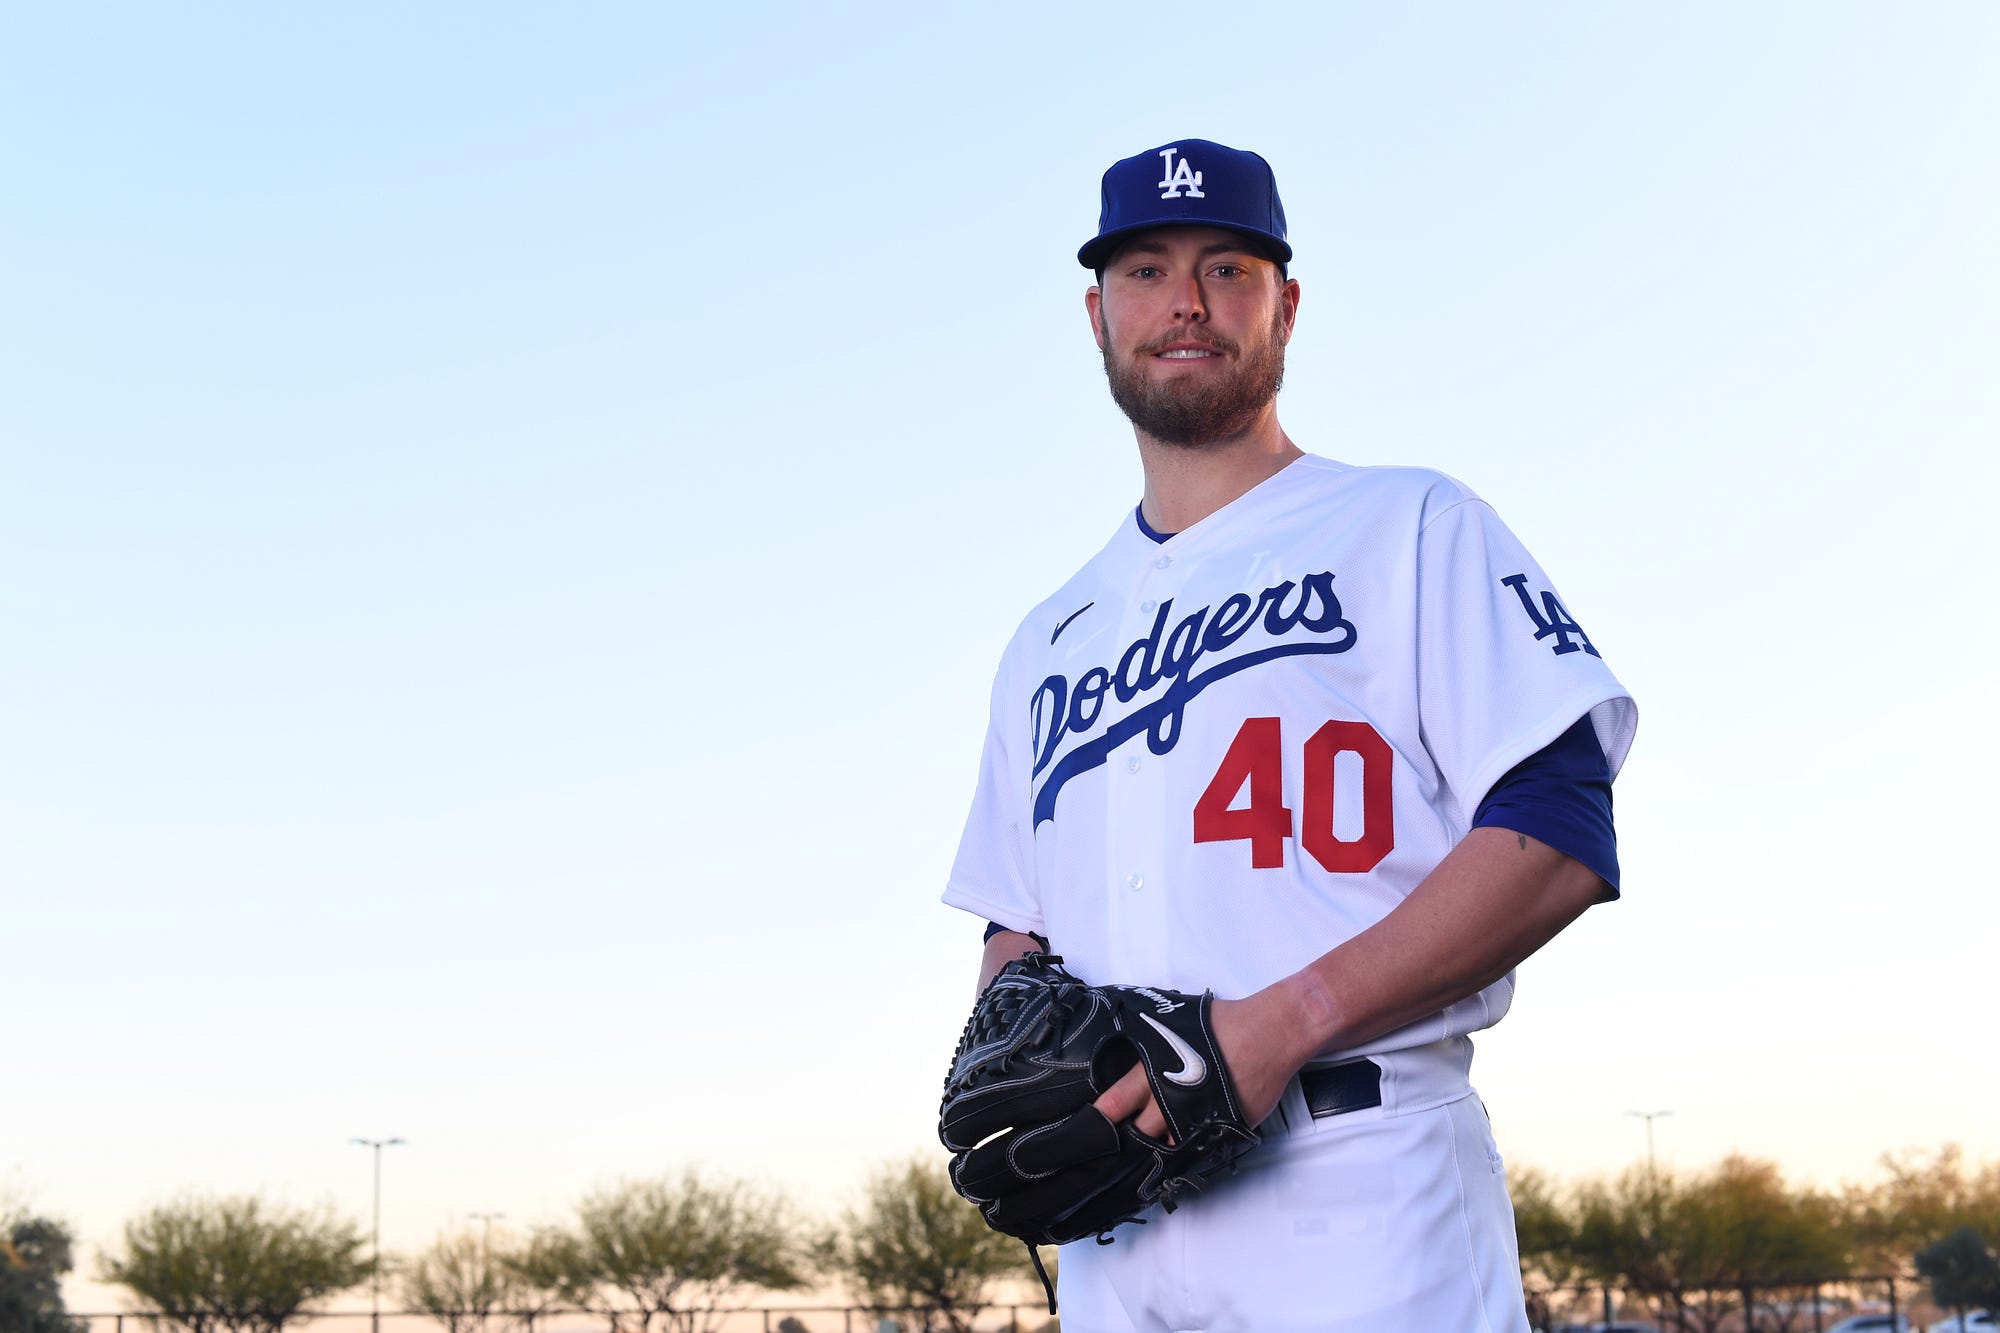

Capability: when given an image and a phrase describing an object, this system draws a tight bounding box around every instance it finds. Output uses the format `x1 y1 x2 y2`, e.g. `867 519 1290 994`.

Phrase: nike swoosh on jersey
1050 601 1095 644
1137 1012 1208 1087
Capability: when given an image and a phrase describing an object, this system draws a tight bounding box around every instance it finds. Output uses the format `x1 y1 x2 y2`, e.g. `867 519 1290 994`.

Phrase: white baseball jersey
945 454 1636 1063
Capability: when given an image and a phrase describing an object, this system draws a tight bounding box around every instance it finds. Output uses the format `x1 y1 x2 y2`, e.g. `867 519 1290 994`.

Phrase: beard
1099 306 1288 448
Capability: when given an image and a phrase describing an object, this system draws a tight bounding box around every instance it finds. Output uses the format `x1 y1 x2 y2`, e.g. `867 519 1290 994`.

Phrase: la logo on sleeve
1502 573 1599 658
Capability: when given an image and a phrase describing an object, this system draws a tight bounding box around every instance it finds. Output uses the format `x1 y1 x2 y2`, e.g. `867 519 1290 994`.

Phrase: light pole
350 1137 406 1333
1624 1109 1673 1181
465 1212 505 1333
1624 1107 1676 1322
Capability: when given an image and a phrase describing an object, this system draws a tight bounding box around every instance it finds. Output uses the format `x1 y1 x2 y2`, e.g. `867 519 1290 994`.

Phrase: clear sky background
5 0 1997 1313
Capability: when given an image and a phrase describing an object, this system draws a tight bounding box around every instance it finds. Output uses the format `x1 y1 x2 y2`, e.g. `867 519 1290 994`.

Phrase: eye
1211 263 1246 279
1132 264 1162 279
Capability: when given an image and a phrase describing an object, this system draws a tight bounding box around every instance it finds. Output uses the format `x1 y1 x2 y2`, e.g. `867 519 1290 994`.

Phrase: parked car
1826 1315 1914 1333
1927 1314 1997 1333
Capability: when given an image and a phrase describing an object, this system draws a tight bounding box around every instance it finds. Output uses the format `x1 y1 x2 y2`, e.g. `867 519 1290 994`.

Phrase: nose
1172 272 1207 323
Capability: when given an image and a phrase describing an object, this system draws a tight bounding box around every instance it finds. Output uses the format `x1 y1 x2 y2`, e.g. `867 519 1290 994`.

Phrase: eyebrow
1119 239 1260 261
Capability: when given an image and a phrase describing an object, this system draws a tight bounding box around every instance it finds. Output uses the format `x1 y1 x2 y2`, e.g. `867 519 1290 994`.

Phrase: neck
1134 411 1303 534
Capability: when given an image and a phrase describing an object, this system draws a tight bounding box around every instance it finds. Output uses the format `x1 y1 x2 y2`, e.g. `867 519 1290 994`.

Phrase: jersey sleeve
942 651 1045 934
1415 491 1637 827
1471 714 1620 896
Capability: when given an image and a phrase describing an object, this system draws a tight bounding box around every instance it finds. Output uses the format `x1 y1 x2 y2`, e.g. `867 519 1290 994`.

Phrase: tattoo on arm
1517 833 1528 851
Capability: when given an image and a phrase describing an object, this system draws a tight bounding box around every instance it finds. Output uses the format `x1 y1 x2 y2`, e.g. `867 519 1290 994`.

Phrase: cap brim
1078 221 1293 270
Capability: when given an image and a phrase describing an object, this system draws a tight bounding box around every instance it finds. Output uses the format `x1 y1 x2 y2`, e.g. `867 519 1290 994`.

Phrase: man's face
1087 226 1300 448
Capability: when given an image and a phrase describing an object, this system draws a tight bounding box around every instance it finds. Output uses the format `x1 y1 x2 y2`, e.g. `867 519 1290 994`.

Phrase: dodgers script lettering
1028 572 1359 827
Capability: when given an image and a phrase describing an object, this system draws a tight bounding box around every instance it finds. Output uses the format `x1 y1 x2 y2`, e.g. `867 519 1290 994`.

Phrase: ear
1278 277 1301 344
1085 285 1106 350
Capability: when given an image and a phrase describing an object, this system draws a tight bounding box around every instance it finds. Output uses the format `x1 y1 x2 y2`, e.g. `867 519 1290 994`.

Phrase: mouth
1148 338 1233 362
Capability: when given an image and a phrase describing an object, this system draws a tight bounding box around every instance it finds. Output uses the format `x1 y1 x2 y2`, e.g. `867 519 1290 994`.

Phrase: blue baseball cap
1078 138 1291 271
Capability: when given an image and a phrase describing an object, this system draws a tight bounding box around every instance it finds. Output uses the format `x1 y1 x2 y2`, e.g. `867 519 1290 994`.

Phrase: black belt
1299 1059 1382 1118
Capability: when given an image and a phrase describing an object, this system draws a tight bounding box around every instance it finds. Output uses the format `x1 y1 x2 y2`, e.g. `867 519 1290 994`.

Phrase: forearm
976 929 1043 995
1268 826 1606 1061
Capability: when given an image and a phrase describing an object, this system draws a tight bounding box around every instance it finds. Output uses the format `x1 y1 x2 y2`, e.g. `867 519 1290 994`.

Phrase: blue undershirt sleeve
1471 714 1621 899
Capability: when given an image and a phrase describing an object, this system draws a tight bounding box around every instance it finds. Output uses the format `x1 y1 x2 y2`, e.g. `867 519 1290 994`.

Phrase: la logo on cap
1157 146 1204 200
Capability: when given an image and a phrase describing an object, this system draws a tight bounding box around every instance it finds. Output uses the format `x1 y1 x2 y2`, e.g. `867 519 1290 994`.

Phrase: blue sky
5 0 1997 1311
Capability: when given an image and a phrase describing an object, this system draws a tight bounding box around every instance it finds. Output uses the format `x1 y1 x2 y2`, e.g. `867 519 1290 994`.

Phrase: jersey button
1154 555 1173 570
1140 599 1157 613
1126 873 1144 892
1126 757 1141 773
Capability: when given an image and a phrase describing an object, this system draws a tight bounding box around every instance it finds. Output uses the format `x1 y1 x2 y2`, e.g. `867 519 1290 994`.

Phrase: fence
74 1277 1951 1333
1527 1273 1929 1332
74 1308 1057 1333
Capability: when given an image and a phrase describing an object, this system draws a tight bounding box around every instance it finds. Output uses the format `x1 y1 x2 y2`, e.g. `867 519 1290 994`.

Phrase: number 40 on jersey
1193 717 1394 873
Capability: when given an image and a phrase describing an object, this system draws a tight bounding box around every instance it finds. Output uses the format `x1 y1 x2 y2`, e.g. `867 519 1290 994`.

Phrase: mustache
1136 329 1238 357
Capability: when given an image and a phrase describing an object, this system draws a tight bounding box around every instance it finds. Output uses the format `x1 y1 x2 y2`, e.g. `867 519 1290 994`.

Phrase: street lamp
350 1137 406 1333
1624 1109 1673 1180
464 1212 506 1333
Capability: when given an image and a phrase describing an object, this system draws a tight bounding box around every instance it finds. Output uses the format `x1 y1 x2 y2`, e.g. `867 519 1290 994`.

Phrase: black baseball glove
937 953 1260 1310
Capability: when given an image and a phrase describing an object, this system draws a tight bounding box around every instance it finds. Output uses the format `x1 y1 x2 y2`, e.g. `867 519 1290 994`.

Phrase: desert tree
1674 1158 1846 1333
494 1227 585 1330
1568 1165 1681 1326
400 1228 533 1333
1565 1157 1849 1333
1846 1145 2000 1274
1510 1165 1590 1331
100 1195 369 1333
2 1205 86 1333
550 1170 806 1333
1915 1226 2000 1329
815 1157 1036 1333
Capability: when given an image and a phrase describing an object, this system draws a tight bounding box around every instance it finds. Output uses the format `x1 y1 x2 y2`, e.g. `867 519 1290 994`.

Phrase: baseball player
942 139 1637 1331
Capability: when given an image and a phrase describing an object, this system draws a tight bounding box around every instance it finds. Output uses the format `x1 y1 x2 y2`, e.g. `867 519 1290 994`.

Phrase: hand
1091 982 1321 1140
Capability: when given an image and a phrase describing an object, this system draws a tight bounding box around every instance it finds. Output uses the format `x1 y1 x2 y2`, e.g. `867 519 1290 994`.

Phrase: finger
1094 1065 1175 1144
1091 1061 1152 1124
